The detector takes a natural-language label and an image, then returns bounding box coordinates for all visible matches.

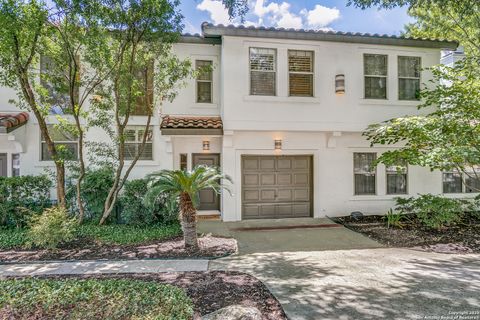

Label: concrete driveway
[202,219,480,320]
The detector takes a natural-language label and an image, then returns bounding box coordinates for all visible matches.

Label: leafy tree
[350,0,480,190]
[145,166,232,250]
[0,0,70,206]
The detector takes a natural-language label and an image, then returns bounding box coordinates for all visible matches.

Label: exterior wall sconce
[335,74,345,94]
[202,140,210,151]
[274,139,282,150]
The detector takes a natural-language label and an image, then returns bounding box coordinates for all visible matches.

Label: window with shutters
[40,54,79,114]
[364,54,387,99]
[132,62,154,116]
[354,153,377,195]
[124,126,153,160]
[386,162,408,194]
[196,60,213,103]
[41,125,79,161]
[249,47,276,96]
[288,50,314,97]
[398,56,421,100]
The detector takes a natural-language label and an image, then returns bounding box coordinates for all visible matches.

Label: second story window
[249,47,276,96]
[124,126,153,160]
[364,54,387,99]
[196,60,213,103]
[132,62,154,116]
[398,56,421,100]
[288,50,314,97]
[41,125,78,161]
[354,153,377,195]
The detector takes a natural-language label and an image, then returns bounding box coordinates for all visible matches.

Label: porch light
[335,74,345,94]
[202,140,210,151]
[274,139,282,150]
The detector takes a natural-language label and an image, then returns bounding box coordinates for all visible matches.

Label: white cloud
[305,4,340,29]
[254,0,303,29]
[197,0,231,25]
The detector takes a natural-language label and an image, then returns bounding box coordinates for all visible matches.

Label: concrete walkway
[210,248,480,320]
[0,259,208,276]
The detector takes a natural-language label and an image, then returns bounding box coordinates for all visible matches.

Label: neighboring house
[0,23,462,221]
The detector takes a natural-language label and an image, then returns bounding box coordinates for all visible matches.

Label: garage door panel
[242,155,312,219]
[260,173,275,185]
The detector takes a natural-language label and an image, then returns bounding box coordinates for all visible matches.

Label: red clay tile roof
[0,112,29,133]
[161,115,223,130]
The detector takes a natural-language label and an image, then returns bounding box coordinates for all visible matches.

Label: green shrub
[67,167,114,222]
[120,178,178,225]
[383,209,405,229]
[0,278,193,319]
[0,175,52,228]
[395,194,467,230]
[27,207,78,249]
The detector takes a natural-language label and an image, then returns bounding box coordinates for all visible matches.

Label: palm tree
[145,166,232,251]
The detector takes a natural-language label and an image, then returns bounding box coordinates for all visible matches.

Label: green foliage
[384,209,405,229]
[27,207,78,249]
[67,167,114,222]
[0,227,28,249]
[0,175,52,228]
[394,194,467,230]
[145,166,232,210]
[76,223,181,245]
[120,178,178,225]
[0,278,193,319]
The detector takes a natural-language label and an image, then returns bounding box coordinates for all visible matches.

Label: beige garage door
[242,155,312,219]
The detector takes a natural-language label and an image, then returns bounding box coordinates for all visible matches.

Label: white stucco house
[0,23,462,221]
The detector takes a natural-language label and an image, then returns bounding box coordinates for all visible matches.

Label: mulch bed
[0,235,237,263]
[4,272,287,320]
[333,214,480,254]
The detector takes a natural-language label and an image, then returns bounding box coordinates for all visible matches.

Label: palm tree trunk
[179,192,198,250]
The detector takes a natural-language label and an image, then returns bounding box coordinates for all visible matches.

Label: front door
[192,153,220,210]
[0,154,7,177]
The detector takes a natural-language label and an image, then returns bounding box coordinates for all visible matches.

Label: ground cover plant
[0,278,193,320]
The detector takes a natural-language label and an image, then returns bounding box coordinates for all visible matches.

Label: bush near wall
[0,175,52,228]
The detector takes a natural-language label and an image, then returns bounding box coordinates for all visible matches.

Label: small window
[364,54,387,99]
[196,60,213,103]
[41,125,79,161]
[354,153,377,195]
[250,47,276,96]
[124,126,153,160]
[132,62,154,115]
[288,50,314,97]
[12,153,20,177]
[180,153,188,171]
[398,56,421,100]
[40,55,80,115]
[386,163,407,194]
[442,171,463,193]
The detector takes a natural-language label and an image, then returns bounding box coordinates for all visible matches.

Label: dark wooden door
[0,154,7,177]
[192,153,220,210]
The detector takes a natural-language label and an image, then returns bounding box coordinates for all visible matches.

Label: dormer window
[249,47,276,96]
[364,54,387,99]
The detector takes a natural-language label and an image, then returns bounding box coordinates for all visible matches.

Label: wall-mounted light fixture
[274,139,282,150]
[335,74,345,94]
[202,140,210,151]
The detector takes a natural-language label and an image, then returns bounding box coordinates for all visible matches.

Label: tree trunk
[179,192,198,251]
[55,161,66,208]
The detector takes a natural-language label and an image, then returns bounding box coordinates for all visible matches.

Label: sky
[179,0,413,36]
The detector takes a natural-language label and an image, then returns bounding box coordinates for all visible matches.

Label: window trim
[249,47,277,96]
[353,152,377,196]
[195,60,213,104]
[288,49,315,97]
[123,126,154,161]
[40,126,79,162]
[385,163,408,195]
[398,55,421,101]
[363,53,388,100]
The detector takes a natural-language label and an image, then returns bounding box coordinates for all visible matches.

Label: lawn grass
[0,278,193,319]
[0,223,182,250]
